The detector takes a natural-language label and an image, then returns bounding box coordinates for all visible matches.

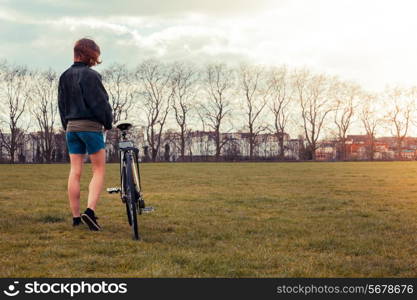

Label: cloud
[0,9,257,71]
[2,0,276,17]
[1,0,417,91]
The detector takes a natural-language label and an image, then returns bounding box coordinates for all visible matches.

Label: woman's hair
[73,38,101,67]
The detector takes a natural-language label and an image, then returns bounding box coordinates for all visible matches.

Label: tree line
[0,58,416,163]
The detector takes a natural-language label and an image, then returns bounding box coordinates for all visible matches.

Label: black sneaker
[73,217,82,227]
[81,208,101,231]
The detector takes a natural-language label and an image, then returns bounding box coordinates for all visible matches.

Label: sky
[1,0,417,92]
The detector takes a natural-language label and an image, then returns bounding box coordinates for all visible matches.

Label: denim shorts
[66,131,105,155]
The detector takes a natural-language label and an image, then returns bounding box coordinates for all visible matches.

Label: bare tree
[102,63,136,124]
[293,69,335,160]
[53,129,67,162]
[0,63,31,163]
[384,87,414,160]
[170,62,198,160]
[239,64,269,160]
[29,69,58,163]
[267,65,292,160]
[101,63,137,161]
[200,63,234,161]
[194,111,214,160]
[135,59,173,162]
[361,93,381,161]
[333,81,360,160]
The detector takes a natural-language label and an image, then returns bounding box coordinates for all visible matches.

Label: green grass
[1,161,417,277]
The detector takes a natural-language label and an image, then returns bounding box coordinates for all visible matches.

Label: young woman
[58,38,113,231]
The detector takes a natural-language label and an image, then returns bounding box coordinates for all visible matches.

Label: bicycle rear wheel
[125,154,140,240]
[132,150,144,213]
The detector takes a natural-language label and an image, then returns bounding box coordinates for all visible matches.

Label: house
[401,149,416,160]
[315,141,337,161]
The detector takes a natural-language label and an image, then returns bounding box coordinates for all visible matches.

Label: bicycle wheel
[122,165,132,226]
[125,154,140,240]
[131,150,144,213]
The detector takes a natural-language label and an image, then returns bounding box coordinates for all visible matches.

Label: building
[315,141,337,161]
[161,131,297,161]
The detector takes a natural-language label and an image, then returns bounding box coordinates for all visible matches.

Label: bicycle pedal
[142,207,155,213]
[107,187,121,194]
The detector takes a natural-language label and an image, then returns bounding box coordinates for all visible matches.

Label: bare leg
[68,154,85,217]
[87,149,106,211]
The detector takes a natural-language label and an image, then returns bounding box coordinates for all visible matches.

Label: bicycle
[107,121,153,240]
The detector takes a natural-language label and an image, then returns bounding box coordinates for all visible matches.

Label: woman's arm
[57,77,68,131]
[80,71,113,130]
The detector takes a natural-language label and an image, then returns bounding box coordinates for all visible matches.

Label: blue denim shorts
[66,131,105,155]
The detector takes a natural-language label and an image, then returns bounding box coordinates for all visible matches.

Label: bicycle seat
[116,120,133,131]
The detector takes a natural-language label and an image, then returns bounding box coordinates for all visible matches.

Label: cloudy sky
[1,0,417,91]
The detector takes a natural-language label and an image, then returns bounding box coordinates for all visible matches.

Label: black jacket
[58,62,113,130]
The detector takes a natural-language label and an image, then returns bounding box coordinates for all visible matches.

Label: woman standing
[58,38,113,231]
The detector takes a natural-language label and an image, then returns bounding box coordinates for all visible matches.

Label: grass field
[1,161,417,277]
